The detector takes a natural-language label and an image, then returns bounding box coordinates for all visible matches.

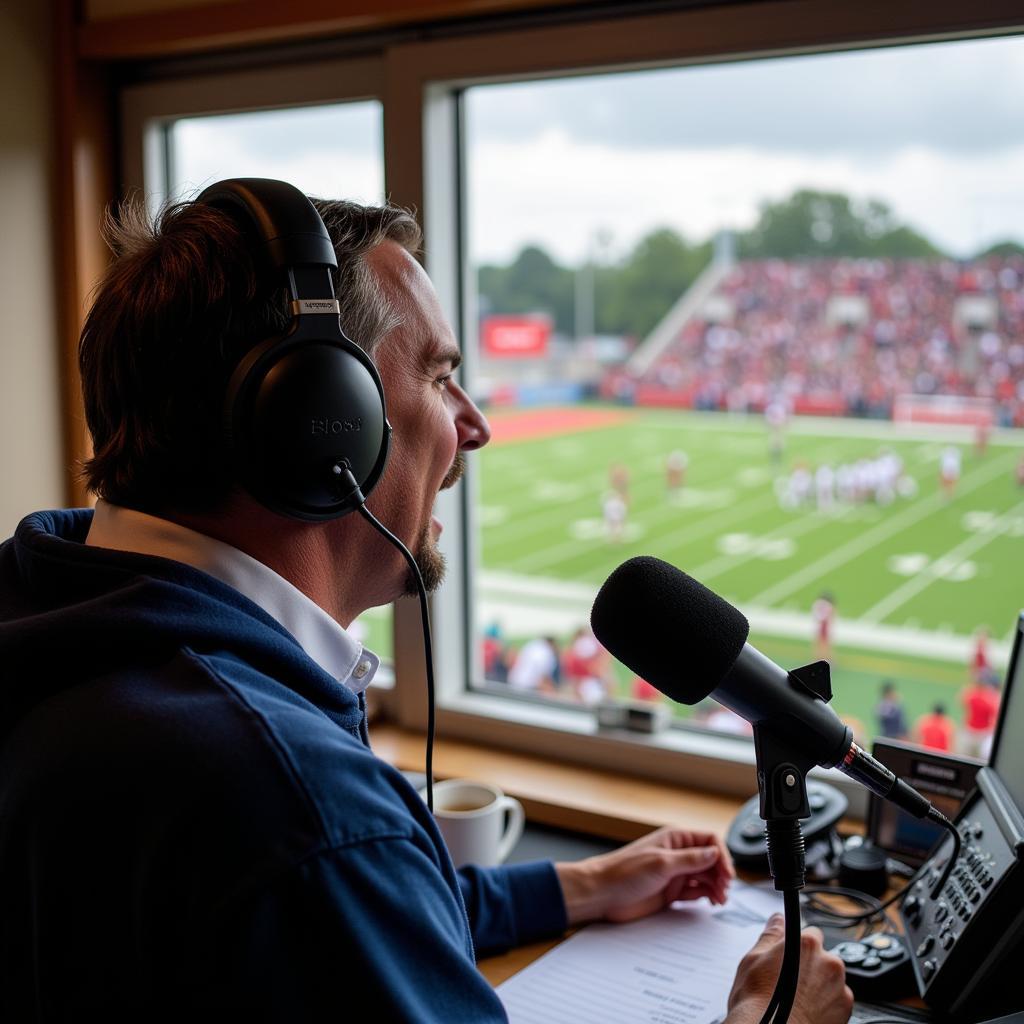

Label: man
[875,680,909,741]
[0,191,851,1021]
[507,635,560,694]
[915,703,956,752]
[812,591,836,664]
[962,671,1001,759]
[940,445,961,499]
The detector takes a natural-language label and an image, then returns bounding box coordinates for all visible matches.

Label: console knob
[916,935,935,957]
[834,942,868,964]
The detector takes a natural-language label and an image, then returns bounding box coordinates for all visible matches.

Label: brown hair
[79,193,421,514]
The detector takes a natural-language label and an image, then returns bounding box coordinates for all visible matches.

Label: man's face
[363,241,490,596]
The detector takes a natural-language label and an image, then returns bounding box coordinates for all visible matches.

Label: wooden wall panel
[76,0,594,59]
[54,0,117,506]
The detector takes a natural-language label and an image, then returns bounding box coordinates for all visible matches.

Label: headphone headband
[195,177,391,522]
[196,177,338,274]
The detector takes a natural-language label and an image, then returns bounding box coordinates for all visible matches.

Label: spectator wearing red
[811,591,836,664]
[971,627,991,684]
[562,626,611,705]
[915,703,956,752]
[962,675,1001,759]
[632,676,661,702]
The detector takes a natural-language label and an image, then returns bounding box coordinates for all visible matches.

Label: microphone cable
[356,502,437,813]
[801,810,961,929]
[760,887,801,1024]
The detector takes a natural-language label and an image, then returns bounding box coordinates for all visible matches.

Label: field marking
[509,485,782,575]
[477,570,1015,666]
[638,409,1024,447]
[487,449,771,555]
[688,510,842,581]
[485,439,746,544]
[749,449,1019,608]
[861,499,1024,624]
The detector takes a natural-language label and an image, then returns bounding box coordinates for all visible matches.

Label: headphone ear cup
[229,337,390,521]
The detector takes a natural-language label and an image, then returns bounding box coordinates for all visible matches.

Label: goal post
[892,393,996,429]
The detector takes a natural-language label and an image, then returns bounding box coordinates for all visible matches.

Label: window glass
[464,36,1024,755]
[167,101,393,669]
[169,101,383,204]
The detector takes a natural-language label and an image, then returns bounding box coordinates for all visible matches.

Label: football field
[477,406,1024,738]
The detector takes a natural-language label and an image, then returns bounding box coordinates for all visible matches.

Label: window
[456,34,1024,761]
[168,102,383,206]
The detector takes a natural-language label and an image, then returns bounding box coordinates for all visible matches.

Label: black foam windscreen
[590,555,750,705]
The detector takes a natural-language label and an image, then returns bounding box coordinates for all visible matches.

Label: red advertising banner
[482,315,551,358]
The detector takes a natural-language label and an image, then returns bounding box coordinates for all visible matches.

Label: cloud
[467,132,1024,264]
[172,101,384,203]
[465,35,1024,158]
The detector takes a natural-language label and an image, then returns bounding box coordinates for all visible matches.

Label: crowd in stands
[619,255,1024,427]
[482,624,615,706]
[483,618,1004,759]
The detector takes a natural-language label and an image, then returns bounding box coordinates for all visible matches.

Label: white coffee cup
[422,779,525,868]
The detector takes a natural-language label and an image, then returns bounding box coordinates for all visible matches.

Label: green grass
[477,407,1024,744]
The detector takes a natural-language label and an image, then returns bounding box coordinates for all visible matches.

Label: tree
[976,240,1024,259]
[477,245,574,334]
[597,229,710,341]
[739,189,943,260]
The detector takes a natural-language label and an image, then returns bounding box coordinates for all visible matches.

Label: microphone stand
[751,725,816,1024]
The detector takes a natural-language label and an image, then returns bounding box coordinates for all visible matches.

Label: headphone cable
[356,503,437,813]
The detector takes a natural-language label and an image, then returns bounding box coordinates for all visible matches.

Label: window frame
[119,0,1024,811]
[120,55,385,212]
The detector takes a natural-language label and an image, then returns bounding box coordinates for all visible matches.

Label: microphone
[591,556,932,821]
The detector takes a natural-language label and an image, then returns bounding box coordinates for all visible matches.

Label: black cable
[802,811,962,929]
[926,808,960,901]
[759,888,802,1024]
[357,503,436,813]
[802,883,893,929]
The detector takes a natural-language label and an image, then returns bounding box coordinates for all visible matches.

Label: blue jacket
[0,510,567,1021]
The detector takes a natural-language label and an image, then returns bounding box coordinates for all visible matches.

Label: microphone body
[591,556,934,822]
[714,644,851,769]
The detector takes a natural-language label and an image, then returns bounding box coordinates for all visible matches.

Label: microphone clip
[754,725,818,891]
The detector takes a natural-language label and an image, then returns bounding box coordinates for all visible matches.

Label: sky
[173,32,1024,267]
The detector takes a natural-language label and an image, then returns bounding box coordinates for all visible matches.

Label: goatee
[403,452,465,596]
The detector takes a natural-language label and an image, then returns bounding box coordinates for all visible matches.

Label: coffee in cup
[422,779,525,868]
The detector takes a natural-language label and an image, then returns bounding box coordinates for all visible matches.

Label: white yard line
[748,450,1018,608]
[687,507,854,582]
[477,570,1014,664]
[639,410,1024,447]
[508,486,781,575]
[861,500,1024,624]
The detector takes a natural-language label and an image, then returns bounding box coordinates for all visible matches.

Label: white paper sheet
[497,882,784,1024]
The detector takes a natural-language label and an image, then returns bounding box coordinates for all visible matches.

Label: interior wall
[0,2,64,536]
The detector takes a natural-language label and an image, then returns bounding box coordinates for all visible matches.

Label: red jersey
[918,713,954,752]
[964,685,1000,732]
[632,677,661,702]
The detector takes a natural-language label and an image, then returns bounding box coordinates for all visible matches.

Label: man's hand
[726,914,853,1024]
[554,826,734,926]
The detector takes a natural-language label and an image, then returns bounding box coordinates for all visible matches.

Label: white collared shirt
[85,500,379,694]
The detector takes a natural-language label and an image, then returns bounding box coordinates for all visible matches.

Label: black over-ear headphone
[195,177,391,521]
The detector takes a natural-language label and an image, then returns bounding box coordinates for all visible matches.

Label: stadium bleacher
[606,256,1024,427]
